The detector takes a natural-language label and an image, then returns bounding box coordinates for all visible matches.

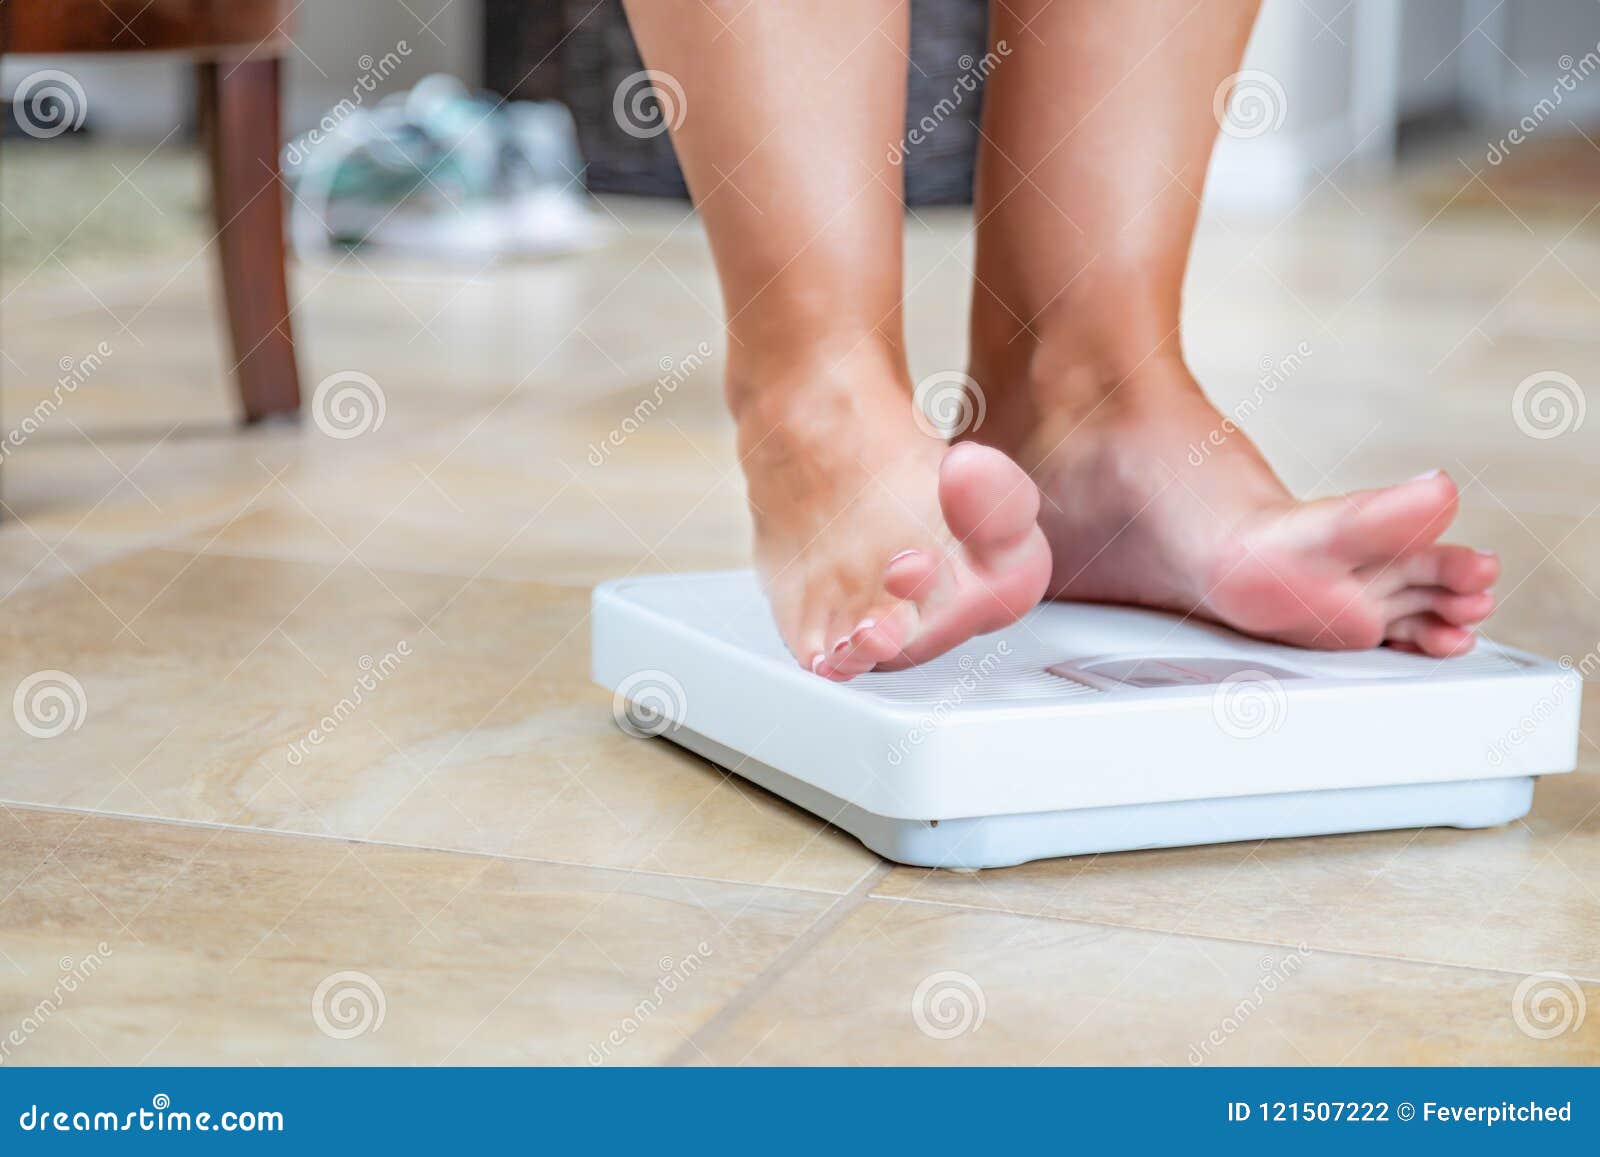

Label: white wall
[0,0,483,140]
[1206,0,1366,212]
[1206,0,1600,212]
[1488,0,1600,124]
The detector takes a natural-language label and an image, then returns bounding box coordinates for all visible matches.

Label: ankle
[723,297,907,415]
[725,333,909,434]
[971,280,1188,423]
[968,333,1193,456]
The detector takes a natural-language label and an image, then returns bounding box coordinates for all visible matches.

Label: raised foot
[739,356,1050,681]
[825,441,1053,677]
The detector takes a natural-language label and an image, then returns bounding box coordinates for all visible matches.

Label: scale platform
[591,571,1582,869]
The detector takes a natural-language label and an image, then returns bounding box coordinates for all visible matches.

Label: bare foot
[733,343,1051,680]
[972,359,1499,658]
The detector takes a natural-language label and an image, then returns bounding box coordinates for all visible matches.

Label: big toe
[870,445,1050,671]
[939,441,1042,561]
[1327,470,1459,562]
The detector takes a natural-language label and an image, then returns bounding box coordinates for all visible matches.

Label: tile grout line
[0,798,867,902]
[667,862,893,1066]
[869,889,1600,986]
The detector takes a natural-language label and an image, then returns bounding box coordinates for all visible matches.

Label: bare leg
[624,0,1050,678]
[965,0,1497,657]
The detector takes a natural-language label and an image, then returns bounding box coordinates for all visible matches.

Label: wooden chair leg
[198,56,300,423]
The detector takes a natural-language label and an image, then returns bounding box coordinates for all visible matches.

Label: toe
[855,603,918,663]
[1387,612,1476,657]
[883,548,940,601]
[935,442,1053,624]
[815,629,873,682]
[1386,586,1495,627]
[1432,589,1495,626]
[820,603,919,676]
[812,636,875,681]
[938,441,1042,562]
[1399,543,1499,593]
[813,443,1053,678]
[1326,470,1459,562]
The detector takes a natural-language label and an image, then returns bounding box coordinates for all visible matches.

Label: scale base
[674,727,1534,869]
[594,572,1576,870]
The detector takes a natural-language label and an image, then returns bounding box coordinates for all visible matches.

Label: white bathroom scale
[591,571,1582,869]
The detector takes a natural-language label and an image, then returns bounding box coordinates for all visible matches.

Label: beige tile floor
[1,144,1599,1065]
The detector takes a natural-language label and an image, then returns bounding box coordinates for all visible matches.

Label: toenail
[887,549,919,566]
[853,618,877,638]
[1407,469,1442,482]
[809,654,826,674]
[1477,549,1498,561]
[831,636,851,654]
